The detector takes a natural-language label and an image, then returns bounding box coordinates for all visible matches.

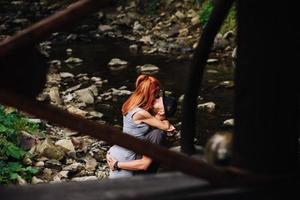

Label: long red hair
[122,75,160,115]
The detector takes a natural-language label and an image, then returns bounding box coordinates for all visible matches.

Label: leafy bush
[0,161,38,185]
[0,105,40,184]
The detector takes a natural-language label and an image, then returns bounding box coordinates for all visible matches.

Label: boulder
[55,139,75,153]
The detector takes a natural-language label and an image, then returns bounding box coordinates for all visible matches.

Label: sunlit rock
[31,176,44,184]
[49,87,62,105]
[66,105,88,116]
[55,139,75,153]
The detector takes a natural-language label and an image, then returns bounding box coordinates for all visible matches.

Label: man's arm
[107,154,152,171]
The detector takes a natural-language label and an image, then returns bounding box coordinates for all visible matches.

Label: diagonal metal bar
[0,0,115,57]
[0,89,228,184]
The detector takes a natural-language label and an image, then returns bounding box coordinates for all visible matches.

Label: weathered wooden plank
[1,172,299,200]
[0,172,209,200]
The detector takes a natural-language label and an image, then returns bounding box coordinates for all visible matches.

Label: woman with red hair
[107,75,175,178]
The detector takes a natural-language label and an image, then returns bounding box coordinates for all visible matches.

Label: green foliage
[220,8,236,34]
[0,105,40,185]
[199,0,213,27]
[198,0,237,33]
[0,161,38,184]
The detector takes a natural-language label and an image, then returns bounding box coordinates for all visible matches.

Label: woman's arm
[133,110,173,131]
[107,154,152,171]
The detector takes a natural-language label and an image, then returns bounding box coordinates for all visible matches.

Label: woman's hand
[106,153,117,171]
[166,124,176,132]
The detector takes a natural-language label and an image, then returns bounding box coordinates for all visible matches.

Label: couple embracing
[106,75,176,178]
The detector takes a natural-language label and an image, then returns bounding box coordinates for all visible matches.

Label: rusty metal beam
[0,0,115,57]
[0,90,231,184]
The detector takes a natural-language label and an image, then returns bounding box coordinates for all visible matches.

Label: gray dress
[108,107,150,178]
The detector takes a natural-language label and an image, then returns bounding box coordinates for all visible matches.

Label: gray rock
[66,34,77,41]
[12,18,29,25]
[49,60,61,67]
[213,34,230,50]
[66,48,72,55]
[49,87,62,105]
[64,57,83,64]
[55,139,75,153]
[63,163,84,172]
[64,84,81,94]
[31,176,44,184]
[136,64,159,75]
[139,35,153,45]
[206,69,219,74]
[98,24,113,32]
[75,86,98,105]
[91,77,101,82]
[71,176,98,182]
[88,111,104,119]
[108,58,128,71]
[191,16,200,25]
[47,73,61,85]
[35,161,45,167]
[16,175,27,185]
[108,58,128,66]
[223,119,234,126]
[43,147,65,161]
[45,159,62,170]
[175,11,185,19]
[111,88,132,96]
[84,157,98,172]
[19,131,38,150]
[36,138,65,161]
[60,72,74,79]
[232,46,237,59]
[66,105,88,117]
[218,81,234,88]
[59,171,69,178]
[197,102,216,113]
[207,58,219,64]
[133,21,144,32]
[129,44,138,54]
